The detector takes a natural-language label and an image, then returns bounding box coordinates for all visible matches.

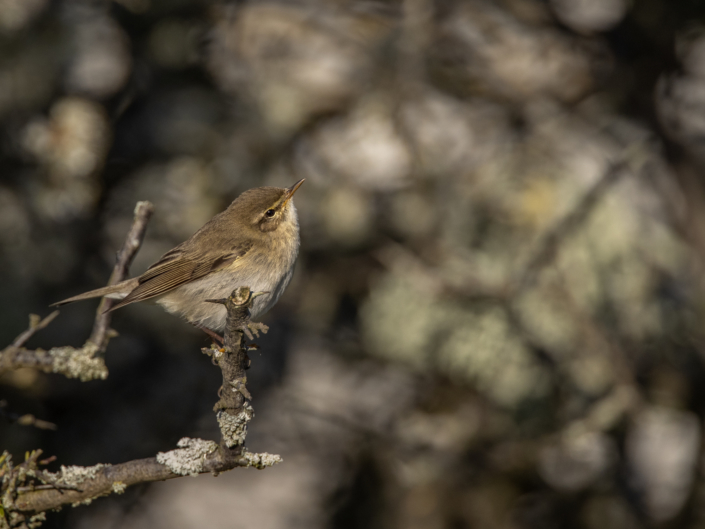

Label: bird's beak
[282,178,305,207]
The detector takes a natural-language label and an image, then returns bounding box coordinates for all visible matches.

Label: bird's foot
[240,322,269,341]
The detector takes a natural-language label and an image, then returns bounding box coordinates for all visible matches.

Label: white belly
[155,263,295,332]
[154,202,300,332]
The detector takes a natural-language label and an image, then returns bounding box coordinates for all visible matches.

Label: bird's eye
[265,209,276,218]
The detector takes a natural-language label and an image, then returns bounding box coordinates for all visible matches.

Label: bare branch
[89,200,154,351]
[0,401,56,431]
[0,201,154,380]
[0,313,60,378]
[11,313,59,350]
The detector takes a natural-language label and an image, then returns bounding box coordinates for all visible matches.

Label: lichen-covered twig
[9,446,277,515]
[0,201,154,381]
[203,288,270,449]
[2,286,281,526]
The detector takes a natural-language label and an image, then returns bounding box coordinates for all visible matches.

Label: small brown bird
[53,180,304,339]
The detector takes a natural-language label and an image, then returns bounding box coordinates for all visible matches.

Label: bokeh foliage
[3,0,705,528]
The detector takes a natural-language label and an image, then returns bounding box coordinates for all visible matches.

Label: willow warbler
[53,179,304,338]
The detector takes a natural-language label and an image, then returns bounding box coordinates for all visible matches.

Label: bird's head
[229,179,305,235]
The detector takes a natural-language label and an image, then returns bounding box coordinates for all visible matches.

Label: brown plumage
[53,180,304,332]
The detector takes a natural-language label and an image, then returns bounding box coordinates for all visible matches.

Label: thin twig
[11,312,60,350]
[0,401,57,431]
[0,312,60,376]
[89,200,154,350]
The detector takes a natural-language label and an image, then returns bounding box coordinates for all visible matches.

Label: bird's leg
[192,323,224,345]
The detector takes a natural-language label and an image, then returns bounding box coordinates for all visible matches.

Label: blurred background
[2,0,705,527]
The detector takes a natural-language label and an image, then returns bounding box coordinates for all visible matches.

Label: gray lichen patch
[27,512,46,529]
[217,404,254,448]
[49,345,108,381]
[202,343,224,361]
[56,463,109,487]
[156,437,218,477]
[71,497,95,508]
[111,481,126,494]
[241,450,282,469]
[362,276,552,407]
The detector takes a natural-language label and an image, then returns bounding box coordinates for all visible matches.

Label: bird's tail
[51,278,139,307]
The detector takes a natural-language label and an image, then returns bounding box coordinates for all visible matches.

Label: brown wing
[107,242,252,312]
